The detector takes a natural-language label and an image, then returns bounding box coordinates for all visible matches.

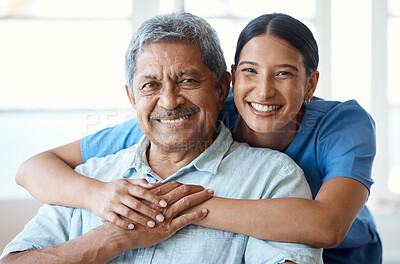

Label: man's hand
[0,182,213,264]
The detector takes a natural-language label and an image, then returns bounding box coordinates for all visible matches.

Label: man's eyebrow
[179,70,202,78]
[137,75,158,82]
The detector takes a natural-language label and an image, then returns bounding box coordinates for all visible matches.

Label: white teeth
[250,102,281,112]
[159,116,188,124]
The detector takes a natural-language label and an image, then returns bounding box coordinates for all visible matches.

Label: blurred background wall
[0,0,399,262]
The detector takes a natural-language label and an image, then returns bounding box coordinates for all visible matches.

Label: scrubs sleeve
[81,117,144,162]
[317,100,376,191]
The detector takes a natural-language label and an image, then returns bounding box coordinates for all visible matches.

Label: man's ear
[230,64,236,93]
[216,71,231,110]
[125,85,137,110]
[305,70,319,100]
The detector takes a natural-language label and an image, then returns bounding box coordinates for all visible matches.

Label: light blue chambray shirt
[2,123,322,263]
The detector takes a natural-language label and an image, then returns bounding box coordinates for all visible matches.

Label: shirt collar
[121,121,233,178]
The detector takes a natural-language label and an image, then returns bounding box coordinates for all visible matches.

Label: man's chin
[150,137,214,153]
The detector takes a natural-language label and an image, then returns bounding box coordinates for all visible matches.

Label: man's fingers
[127,185,168,208]
[161,184,206,204]
[167,188,214,218]
[113,204,159,228]
[170,208,209,232]
[105,212,135,230]
[150,181,183,196]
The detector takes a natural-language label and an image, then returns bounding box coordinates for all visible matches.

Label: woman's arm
[0,196,211,264]
[194,177,369,248]
[16,140,90,206]
[16,142,367,248]
[15,140,176,228]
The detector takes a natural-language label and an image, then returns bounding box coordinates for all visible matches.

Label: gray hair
[125,12,227,92]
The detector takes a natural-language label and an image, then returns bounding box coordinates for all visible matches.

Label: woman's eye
[276,71,293,76]
[242,68,257,73]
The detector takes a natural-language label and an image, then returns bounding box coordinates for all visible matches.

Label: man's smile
[159,115,189,124]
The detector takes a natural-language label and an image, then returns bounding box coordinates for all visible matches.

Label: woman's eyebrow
[237,61,258,67]
[276,64,299,71]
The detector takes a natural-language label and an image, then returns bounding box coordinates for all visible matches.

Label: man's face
[127,41,228,152]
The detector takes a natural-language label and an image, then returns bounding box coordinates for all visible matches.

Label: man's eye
[143,83,156,88]
[178,78,200,89]
[140,82,160,95]
[181,78,196,83]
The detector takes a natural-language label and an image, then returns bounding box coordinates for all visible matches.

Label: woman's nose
[258,77,276,99]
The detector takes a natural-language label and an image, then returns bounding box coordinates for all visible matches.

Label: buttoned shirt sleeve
[1,204,74,258]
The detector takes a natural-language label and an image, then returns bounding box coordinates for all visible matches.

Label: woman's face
[232,34,318,133]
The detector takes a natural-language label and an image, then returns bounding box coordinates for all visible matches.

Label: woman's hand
[88,179,212,230]
[99,185,213,251]
[88,178,170,229]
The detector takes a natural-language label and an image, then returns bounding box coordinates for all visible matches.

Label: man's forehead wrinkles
[136,66,203,81]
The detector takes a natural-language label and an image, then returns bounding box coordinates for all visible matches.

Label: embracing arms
[195,177,368,248]
[1,182,212,264]
[15,140,368,248]
[16,140,170,228]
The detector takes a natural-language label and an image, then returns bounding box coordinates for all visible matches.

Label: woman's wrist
[82,177,104,211]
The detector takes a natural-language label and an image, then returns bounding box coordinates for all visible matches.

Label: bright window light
[0,0,132,18]
[388,18,400,105]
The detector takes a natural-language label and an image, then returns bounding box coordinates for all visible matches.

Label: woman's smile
[249,102,283,116]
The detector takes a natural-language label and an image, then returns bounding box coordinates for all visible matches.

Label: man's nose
[158,84,185,109]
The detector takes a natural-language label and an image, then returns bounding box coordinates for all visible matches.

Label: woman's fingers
[121,195,165,222]
[111,203,160,228]
[127,184,168,208]
[127,178,162,190]
[96,179,211,230]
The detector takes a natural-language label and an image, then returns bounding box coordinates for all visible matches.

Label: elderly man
[1,13,322,263]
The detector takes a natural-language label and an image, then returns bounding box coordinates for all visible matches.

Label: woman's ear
[305,70,319,100]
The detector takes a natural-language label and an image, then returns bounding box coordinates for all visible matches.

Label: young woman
[16,13,381,263]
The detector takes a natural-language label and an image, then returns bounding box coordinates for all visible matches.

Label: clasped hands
[89,179,213,250]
